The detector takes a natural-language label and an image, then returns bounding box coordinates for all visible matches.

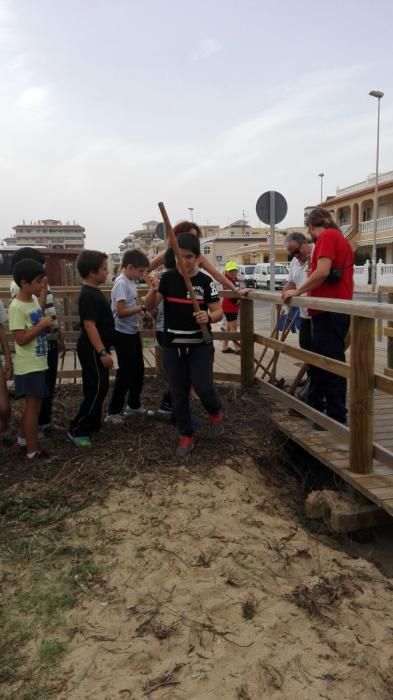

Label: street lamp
[318,172,324,203]
[188,207,194,222]
[369,89,384,291]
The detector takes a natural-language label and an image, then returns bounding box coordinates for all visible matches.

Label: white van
[237,264,256,288]
[253,263,289,290]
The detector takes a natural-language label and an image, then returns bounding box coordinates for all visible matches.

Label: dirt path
[56,456,393,699]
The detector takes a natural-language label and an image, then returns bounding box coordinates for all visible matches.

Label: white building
[119,220,164,257]
[5,219,86,249]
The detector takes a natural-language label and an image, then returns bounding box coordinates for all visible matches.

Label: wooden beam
[240,298,254,389]
[349,317,375,474]
[254,333,349,378]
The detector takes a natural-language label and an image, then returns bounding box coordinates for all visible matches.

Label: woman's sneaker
[158,400,172,415]
[176,436,194,456]
[209,411,224,437]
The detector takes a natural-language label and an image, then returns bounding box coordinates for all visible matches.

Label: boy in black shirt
[145,233,224,455]
[68,250,114,447]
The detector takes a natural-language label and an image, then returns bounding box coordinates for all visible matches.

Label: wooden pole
[349,316,375,474]
[387,292,393,369]
[240,297,254,389]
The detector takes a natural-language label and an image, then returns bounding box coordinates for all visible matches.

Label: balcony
[336,170,393,196]
[360,216,393,235]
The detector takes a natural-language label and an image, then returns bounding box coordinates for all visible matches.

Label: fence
[2,285,393,481]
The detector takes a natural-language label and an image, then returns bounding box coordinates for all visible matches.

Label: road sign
[155,222,166,240]
[256,191,287,225]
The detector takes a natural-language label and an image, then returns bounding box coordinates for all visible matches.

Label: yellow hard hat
[225,260,238,272]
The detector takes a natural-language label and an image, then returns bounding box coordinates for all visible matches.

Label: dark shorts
[14,371,50,399]
[224,311,238,322]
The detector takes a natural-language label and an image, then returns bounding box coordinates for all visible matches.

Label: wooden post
[240,297,254,389]
[387,292,393,369]
[349,315,375,474]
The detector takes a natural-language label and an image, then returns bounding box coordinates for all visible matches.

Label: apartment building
[317,170,393,263]
[4,219,86,249]
[119,220,164,258]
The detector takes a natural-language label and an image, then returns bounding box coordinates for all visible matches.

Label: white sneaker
[124,406,154,417]
[104,413,125,425]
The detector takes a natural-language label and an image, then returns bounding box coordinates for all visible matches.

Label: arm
[116,299,144,318]
[194,301,223,326]
[13,316,53,346]
[144,279,162,311]
[282,258,331,301]
[199,255,237,291]
[38,285,48,311]
[148,251,165,272]
[0,325,12,378]
[83,320,113,368]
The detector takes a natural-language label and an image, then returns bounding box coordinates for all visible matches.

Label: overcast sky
[1,0,393,250]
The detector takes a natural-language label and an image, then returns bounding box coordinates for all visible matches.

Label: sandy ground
[55,455,393,700]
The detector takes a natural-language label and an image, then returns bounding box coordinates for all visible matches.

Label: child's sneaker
[67,433,92,448]
[104,413,125,425]
[176,436,194,456]
[158,400,172,415]
[124,406,154,417]
[25,449,50,464]
[10,440,26,455]
[209,411,224,437]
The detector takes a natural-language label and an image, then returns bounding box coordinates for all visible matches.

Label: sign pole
[269,190,276,331]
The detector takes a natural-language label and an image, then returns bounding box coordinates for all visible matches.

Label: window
[203,245,211,255]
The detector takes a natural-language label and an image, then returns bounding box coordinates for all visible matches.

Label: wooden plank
[254,334,350,379]
[349,317,374,474]
[240,298,254,389]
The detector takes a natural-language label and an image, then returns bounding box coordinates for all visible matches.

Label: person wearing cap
[221,261,241,354]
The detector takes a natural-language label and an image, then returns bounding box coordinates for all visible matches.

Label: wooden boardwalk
[208,332,393,518]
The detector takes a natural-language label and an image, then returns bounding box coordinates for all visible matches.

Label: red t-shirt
[222,275,240,314]
[308,228,354,314]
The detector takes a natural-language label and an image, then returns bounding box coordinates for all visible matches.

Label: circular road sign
[256,191,287,225]
[155,222,166,240]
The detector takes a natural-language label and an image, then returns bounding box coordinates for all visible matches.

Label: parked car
[253,263,289,290]
[237,264,256,288]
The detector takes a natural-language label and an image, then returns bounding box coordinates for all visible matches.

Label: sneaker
[10,441,26,455]
[104,414,125,425]
[209,411,224,437]
[158,402,172,415]
[176,436,195,456]
[222,348,237,354]
[124,406,154,417]
[67,432,92,447]
[25,449,50,463]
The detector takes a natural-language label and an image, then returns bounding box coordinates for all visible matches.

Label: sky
[1,0,393,250]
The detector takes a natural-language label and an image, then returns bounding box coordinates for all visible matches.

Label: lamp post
[188,207,194,222]
[369,89,384,291]
[318,172,324,203]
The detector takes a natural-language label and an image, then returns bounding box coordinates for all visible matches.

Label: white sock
[17,436,27,447]
[27,451,37,459]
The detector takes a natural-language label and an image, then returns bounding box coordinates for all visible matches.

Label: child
[149,220,248,296]
[0,299,12,434]
[68,250,114,447]
[106,249,150,423]
[145,232,224,455]
[221,261,241,354]
[11,247,66,437]
[8,259,54,461]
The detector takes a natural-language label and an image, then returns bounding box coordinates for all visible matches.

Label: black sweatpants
[108,331,144,415]
[308,312,350,424]
[164,343,221,437]
[69,342,109,437]
[38,339,59,427]
[299,318,312,352]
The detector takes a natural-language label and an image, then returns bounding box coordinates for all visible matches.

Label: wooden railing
[2,285,393,477]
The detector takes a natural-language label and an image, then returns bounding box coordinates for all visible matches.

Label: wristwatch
[99,349,107,357]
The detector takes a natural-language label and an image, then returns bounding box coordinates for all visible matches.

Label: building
[4,219,86,249]
[200,221,306,269]
[119,220,164,258]
[313,170,393,263]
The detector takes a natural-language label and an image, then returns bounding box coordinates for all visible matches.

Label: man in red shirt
[283,208,354,425]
